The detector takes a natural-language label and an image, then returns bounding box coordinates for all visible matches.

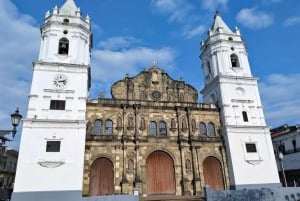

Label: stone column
[192,146,201,195]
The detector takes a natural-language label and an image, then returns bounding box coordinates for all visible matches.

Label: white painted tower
[12,0,92,200]
[200,12,281,189]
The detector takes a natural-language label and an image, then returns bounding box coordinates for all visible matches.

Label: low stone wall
[205,186,300,201]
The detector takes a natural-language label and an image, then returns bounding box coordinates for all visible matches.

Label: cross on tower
[152,60,157,66]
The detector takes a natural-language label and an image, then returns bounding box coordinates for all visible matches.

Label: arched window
[58,38,69,55]
[207,122,216,137]
[94,120,102,135]
[230,54,239,67]
[242,111,248,122]
[105,120,113,134]
[199,122,206,136]
[159,121,167,136]
[150,121,157,136]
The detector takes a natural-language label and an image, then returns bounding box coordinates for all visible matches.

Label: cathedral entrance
[89,157,114,196]
[203,156,224,190]
[146,151,176,195]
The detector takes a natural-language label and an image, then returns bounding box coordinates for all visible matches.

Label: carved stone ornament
[37,161,65,168]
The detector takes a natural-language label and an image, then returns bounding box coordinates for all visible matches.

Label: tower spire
[59,0,79,16]
[210,11,232,34]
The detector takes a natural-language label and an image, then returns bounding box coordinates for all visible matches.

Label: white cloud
[259,74,300,127]
[151,0,192,23]
[202,0,228,11]
[236,8,273,29]
[183,24,207,39]
[90,46,176,98]
[0,0,40,149]
[283,17,300,27]
[98,36,141,50]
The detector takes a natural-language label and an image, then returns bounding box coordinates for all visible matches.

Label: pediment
[111,66,198,103]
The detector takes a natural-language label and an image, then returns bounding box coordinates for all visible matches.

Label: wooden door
[146,151,175,195]
[203,156,224,190]
[89,157,114,196]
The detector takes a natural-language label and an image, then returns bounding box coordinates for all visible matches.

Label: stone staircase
[140,195,205,201]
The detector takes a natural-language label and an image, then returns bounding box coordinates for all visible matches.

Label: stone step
[140,195,204,201]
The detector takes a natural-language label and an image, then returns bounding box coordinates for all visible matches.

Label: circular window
[63,30,68,34]
[151,91,162,100]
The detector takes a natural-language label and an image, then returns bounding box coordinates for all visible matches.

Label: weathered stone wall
[83,99,230,197]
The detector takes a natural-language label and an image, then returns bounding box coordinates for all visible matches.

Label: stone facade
[83,66,230,197]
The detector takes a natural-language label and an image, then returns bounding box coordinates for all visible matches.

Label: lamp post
[278,151,288,187]
[0,108,22,142]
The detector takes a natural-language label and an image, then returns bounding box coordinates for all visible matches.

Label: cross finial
[152,60,157,66]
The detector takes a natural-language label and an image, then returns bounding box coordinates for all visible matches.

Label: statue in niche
[191,119,197,132]
[128,159,134,171]
[140,117,146,130]
[170,118,177,131]
[181,117,187,132]
[127,116,134,130]
[116,117,122,130]
[152,71,159,84]
[128,82,134,99]
[168,93,173,101]
[179,93,184,102]
[185,159,191,170]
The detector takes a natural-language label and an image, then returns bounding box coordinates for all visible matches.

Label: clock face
[53,74,67,89]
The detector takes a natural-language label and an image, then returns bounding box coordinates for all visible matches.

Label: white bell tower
[200,12,280,189]
[12,0,92,200]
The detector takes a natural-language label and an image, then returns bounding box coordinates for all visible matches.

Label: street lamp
[278,150,287,187]
[0,108,22,141]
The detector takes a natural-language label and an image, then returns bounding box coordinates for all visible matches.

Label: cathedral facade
[83,66,230,196]
[12,1,281,201]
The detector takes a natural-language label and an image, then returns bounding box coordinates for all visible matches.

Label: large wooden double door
[146,151,176,195]
[203,156,224,190]
[89,157,114,196]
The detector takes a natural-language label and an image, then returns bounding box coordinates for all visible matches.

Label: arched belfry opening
[58,38,69,54]
[146,151,176,195]
[230,54,240,67]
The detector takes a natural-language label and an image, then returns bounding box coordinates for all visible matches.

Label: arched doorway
[89,157,114,196]
[203,156,224,190]
[146,151,176,195]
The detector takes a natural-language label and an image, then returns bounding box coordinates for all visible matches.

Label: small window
[199,122,206,136]
[228,37,233,41]
[159,121,167,136]
[246,143,257,153]
[58,38,69,55]
[230,54,240,67]
[150,121,157,136]
[46,141,61,152]
[63,18,69,24]
[207,122,216,137]
[50,100,65,110]
[242,111,248,122]
[105,120,113,135]
[94,120,102,135]
[207,62,212,74]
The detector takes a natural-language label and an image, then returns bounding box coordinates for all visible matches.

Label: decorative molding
[37,161,65,168]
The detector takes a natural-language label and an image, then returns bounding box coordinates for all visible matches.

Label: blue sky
[1,0,300,149]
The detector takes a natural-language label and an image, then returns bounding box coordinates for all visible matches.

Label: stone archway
[146,150,176,195]
[203,156,224,190]
[89,157,114,196]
